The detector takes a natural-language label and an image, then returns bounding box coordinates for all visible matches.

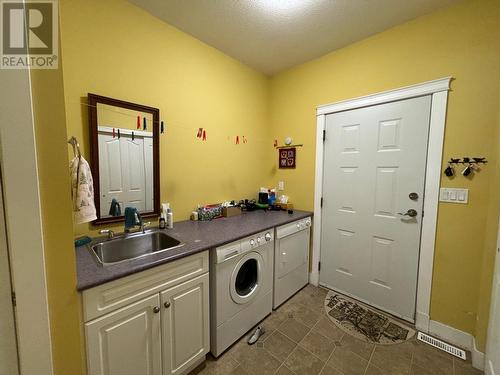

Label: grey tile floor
[197,285,483,375]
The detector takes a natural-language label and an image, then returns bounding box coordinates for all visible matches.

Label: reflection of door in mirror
[96,103,154,218]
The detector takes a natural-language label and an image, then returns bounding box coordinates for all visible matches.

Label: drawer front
[83,251,209,321]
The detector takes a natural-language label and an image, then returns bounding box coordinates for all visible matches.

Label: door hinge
[322,130,326,142]
[320,197,323,208]
[11,292,16,307]
[318,262,321,272]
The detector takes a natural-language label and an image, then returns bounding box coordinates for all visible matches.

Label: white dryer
[210,230,274,357]
[273,217,311,308]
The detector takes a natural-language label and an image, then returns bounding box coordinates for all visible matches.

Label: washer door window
[230,252,263,304]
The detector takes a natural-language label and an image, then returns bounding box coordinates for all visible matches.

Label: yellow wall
[30,51,85,375]
[59,0,272,237]
[268,0,500,350]
[97,103,153,132]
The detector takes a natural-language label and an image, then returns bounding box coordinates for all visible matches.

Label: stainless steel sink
[89,231,184,266]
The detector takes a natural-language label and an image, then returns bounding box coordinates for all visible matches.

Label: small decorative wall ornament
[284,136,293,146]
[279,147,296,169]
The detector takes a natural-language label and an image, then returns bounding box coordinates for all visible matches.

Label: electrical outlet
[278,181,285,191]
[439,188,469,204]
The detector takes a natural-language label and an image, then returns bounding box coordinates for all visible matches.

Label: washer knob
[265,233,272,241]
[257,237,261,243]
[250,239,255,246]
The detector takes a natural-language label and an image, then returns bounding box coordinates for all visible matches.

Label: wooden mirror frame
[88,93,160,225]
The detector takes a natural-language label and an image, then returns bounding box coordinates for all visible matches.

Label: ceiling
[129,0,457,75]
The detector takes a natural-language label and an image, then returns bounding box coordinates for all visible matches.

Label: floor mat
[324,291,416,344]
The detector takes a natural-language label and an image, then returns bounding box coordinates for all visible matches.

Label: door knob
[153,306,160,313]
[398,209,418,217]
[164,302,171,308]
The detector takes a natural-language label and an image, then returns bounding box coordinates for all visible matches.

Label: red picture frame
[279,147,296,169]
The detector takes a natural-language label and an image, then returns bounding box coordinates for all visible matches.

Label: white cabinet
[85,294,162,375]
[161,273,209,375]
[83,252,209,375]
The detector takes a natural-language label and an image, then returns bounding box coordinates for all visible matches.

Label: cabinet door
[161,273,209,375]
[85,294,162,375]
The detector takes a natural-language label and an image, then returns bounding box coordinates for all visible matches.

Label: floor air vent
[417,332,466,360]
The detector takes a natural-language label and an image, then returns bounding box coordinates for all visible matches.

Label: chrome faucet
[124,207,150,234]
[125,221,151,234]
[99,229,115,240]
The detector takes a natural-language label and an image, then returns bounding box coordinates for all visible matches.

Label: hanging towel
[70,155,97,224]
[109,198,121,217]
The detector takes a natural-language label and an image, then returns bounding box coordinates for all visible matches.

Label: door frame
[311,77,452,332]
[0,67,54,373]
[485,219,500,375]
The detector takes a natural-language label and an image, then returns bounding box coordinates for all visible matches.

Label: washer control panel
[216,230,274,264]
[243,230,274,252]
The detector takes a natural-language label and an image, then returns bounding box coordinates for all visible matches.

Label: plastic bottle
[167,208,173,229]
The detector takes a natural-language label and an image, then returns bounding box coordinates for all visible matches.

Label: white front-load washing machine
[210,230,274,357]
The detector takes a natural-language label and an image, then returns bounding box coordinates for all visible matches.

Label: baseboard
[415,311,430,332]
[428,320,472,350]
[309,271,319,286]
[426,320,485,371]
[472,337,485,372]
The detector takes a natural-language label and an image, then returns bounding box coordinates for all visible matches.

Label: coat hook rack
[448,157,488,165]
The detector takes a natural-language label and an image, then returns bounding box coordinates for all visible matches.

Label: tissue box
[223,206,241,217]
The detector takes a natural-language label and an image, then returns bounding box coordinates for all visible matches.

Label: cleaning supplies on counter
[166,208,173,229]
[159,214,166,229]
[160,203,173,229]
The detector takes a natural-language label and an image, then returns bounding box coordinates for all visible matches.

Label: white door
[320,96,431,321]
[85,294,162,375]
[0,175,19,375]
[161,273,209,375]
[486,220,500,375]
[98,132,147,216]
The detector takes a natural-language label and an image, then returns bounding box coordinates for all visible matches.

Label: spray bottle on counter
[162,203,173,229]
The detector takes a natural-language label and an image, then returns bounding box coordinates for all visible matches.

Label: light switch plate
[439,188,469,204]
[278,181,285,191]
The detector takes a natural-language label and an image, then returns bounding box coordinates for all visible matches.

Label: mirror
[88,93,160,224]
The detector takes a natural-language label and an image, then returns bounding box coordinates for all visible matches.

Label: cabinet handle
[164,302,171,308]
[153,306,160,314]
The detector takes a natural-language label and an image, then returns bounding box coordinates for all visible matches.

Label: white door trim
[485,219,500,375]
[312,77,452,332]
[0,69,54,373]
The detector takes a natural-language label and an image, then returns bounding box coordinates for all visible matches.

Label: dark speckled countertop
[76,209,312,291]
